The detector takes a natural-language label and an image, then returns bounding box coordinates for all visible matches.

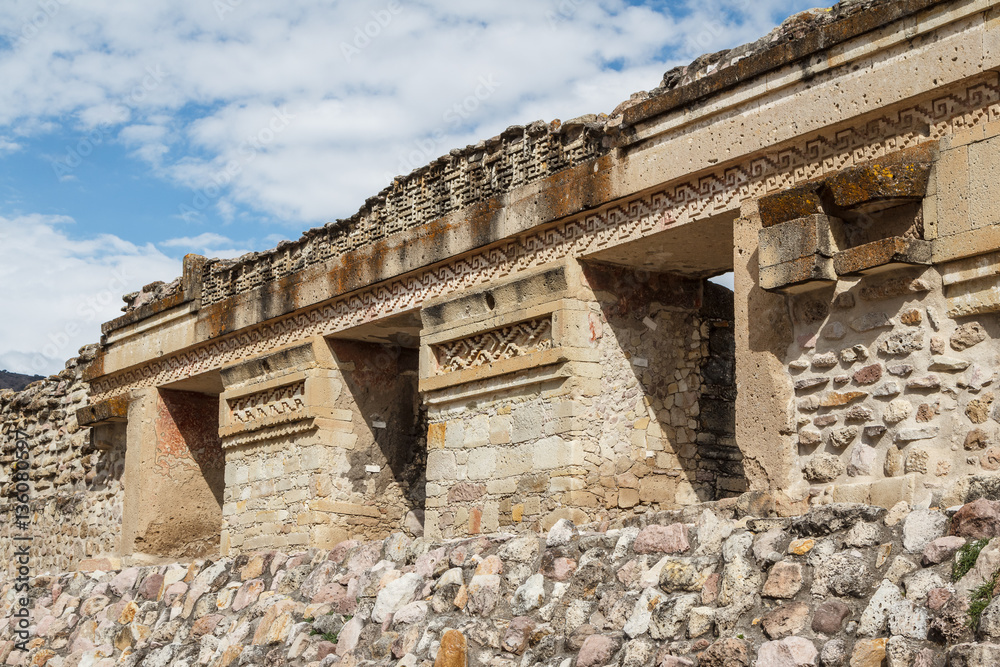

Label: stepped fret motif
[434,318,552,375]
[89,75,1000,402]
[228,381,306,425]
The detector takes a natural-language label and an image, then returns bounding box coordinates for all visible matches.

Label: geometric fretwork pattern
[228,381,306,425]
[433,318,552,375]
[89,74,1000,402]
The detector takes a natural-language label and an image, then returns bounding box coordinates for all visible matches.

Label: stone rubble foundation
[5,498,1000,666]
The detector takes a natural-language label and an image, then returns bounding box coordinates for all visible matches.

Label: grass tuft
[954,538,991,582]
[967,568,1000,630]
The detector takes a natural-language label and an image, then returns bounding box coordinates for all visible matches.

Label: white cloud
[0,214,181,375]
[0,1,815,372]
[160,232,232,249]
[0,0,814,226]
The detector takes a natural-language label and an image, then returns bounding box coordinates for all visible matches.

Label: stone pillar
[419,258,738,539]
[733,200,798,498]
[218,337,422,555]
[121,386,224,561]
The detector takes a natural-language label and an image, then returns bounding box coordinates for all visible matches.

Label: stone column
[420,258,738,539]
[733,199,798,500]
[121,386,225,562]
[218,336,422,555]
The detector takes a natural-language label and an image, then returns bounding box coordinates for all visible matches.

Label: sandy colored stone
[762,561,804,599]
[433,629,467,667]
[883,399,912,424]
[577,635,620,667]
[965,428,991,450]
[967,394,995,424]
[830,426,858,448]
[761,602,811,639]
[951,322,987,350]
[804,455,843,483]
[821,391,867,408]
[850,638,887,666]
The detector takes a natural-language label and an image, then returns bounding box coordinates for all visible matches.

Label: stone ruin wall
[0,348,124,575]
[220,339,426,556]
[7,0,1000,663]
[5,499,1000,667]
[420,263,738,542]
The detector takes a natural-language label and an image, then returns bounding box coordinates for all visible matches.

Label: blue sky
[0,0,820,375]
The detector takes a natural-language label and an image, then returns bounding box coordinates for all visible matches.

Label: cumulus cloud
[0,1,815,372]
[0,0,815,225]
[0,215,181,375]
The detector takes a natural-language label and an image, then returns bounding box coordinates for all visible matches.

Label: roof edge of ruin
[119,0,948,319]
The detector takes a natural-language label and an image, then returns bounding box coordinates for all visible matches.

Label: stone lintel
[759,255,837,293]
[825,144,935,211]
[419,347,585,395]
[758,214,840,267]
[758,185,824,229]
[220,341,319,390]
[833,237,932,276]
[76,395,130,427]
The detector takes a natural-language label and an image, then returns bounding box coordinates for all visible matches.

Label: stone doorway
[123,385,225,561]
[582,210,742,505]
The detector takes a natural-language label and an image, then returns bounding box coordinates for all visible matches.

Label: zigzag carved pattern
[90,75,1000,401]
[229,381,306,424]
[434,318,552,375]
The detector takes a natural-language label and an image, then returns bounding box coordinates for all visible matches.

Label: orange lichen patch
[468,507,483,535]
[758,184,824,228]
[825,144,935,210]
[789,538,815,555]
[427,423,447,449]
[434,629,467,667]
[118,601,139,625]
[30,650,56,666]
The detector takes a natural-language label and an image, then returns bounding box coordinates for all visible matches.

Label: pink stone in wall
[232,579,264,612]
[577,635,620,667]
[852,364,882,385]
[633,524,689,554]
[950,498,1000,539]
[797,332,818,349]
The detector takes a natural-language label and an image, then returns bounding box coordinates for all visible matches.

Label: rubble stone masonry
[9,0,1000,663]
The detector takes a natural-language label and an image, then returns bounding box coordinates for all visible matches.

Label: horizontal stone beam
[75,395,130,427]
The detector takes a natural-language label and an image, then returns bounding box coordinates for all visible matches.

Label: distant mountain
[0,370,44,392]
